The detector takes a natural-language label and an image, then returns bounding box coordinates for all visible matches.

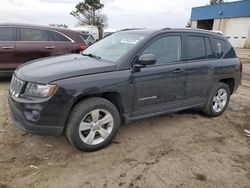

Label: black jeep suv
[8,28,242,151]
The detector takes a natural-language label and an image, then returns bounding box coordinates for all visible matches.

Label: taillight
[80,45,88,51]
[240,58,243,73]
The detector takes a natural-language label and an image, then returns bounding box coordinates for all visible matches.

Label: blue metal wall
[191,0,250,20]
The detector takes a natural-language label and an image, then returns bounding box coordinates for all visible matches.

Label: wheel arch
[71,91,124,117]
[219,78,235,95]
[62,92,124,134]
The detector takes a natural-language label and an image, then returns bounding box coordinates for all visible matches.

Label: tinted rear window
[186,36,206,60]
[0,27,15,41]
[214,38,237,59]
[48,31,71,42]
[214,38,227,55]
[20,28,49,41]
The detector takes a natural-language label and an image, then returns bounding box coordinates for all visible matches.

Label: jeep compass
[8,28,242,151]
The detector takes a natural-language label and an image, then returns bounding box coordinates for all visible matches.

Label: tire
[203,82,230,117]
[66,97,121,152]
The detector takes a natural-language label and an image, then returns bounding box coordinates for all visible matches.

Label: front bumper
[8,94,72,136]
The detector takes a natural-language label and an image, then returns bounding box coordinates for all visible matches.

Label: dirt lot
[0,49,250,188]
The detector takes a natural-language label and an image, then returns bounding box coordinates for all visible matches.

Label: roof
[191,0,250,21]
[0,23,76,33]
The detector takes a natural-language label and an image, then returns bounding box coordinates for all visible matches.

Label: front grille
[9,76,25,97]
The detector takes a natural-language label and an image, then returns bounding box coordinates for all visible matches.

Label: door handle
[1,46,14,49]
[172,69,184,74]
[45,46,55,49]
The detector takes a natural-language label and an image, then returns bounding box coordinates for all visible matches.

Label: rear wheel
[66,97,121,152]
[203,82,230,117]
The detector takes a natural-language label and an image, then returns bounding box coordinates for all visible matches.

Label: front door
[132,34,187,116]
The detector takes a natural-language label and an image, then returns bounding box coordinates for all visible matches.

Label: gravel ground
[0,49,249,188]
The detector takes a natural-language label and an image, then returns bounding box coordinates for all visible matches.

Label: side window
[0,27,15,41]
[205,37,214,58]
[142,36,181,64]
[214,38,227,55]
[49,31,71,42]
[20,28,49,41]
[186,36,206,60]
[214,38,237,59]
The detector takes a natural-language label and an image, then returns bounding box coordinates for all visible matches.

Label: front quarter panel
[52,70,133,115]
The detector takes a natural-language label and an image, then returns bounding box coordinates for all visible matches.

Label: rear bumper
[234,73,242,93]
[8,95,70,136]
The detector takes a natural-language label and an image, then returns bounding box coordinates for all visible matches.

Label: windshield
[82,32,148,63]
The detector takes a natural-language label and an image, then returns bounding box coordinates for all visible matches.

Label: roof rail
[161,27,171,30]
[178,28,224,35]
[119,28,145,31]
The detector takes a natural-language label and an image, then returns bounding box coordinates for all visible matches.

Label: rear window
[48,31,71,42]
[214,38,227,55]
[214,38,237,59]
[0,27,15,41]
[20,28,49,41]
[186,36,206,60]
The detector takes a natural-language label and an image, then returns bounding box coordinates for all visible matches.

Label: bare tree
[71,0,108,39]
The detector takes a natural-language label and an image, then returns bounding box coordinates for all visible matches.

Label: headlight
[24,83,57,98]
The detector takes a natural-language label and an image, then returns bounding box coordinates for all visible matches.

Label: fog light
[32,110,40,120]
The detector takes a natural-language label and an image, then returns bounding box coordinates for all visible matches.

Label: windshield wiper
[81,53,102,60]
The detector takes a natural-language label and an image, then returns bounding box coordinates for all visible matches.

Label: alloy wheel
[212,88,228,113]
[78,109,114,145]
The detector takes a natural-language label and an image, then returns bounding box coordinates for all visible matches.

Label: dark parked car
[8,28,242,151]
[0,23,88,74]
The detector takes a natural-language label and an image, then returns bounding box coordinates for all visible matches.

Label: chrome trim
[1,46,14,49]
[52,30,75,43]
[45,46,55,49]
[9,76,25,97]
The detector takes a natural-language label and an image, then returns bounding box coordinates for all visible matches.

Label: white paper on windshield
[120,39,139,44]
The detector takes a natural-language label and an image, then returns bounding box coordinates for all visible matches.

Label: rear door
[183,34,215,106]
[0,26,17,70]
[15,27,56,66]
[47,30,75,55]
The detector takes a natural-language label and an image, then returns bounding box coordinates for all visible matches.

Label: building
[190,0,250,48]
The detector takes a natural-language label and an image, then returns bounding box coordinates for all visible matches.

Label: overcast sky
[0,0,237,30]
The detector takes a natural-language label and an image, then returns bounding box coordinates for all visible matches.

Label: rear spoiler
[212,30,223,35]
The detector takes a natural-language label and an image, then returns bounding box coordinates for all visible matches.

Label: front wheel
[203,82,230,117]
[66,97,121,152]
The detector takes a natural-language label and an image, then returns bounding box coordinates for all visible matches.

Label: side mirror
[137,54,156,66]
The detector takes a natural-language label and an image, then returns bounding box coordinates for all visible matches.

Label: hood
[16,54,117,83]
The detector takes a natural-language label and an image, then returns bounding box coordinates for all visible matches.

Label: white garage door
[224,17,250,48]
